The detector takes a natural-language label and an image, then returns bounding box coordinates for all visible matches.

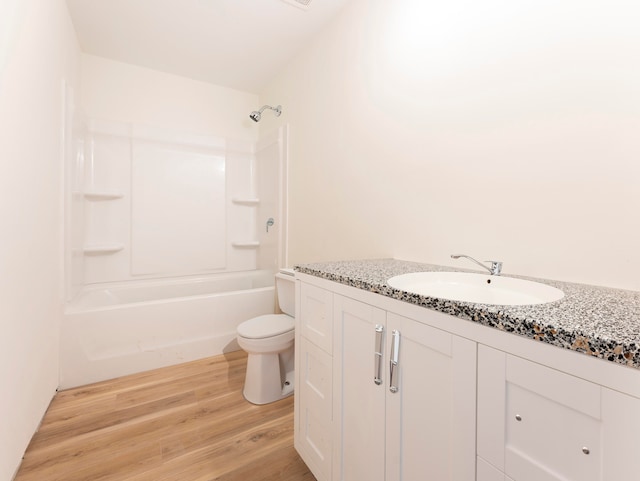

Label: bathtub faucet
[450,254,502,276]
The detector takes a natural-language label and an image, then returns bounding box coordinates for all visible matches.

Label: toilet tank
[275,268,295,316]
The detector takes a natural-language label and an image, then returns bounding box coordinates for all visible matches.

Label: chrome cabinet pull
[374,325,384,385]
[389,330,400,393]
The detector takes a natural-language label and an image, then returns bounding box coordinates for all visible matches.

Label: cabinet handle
[389,330,400,393]
[374,325,384,385]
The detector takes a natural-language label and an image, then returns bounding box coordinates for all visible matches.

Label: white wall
[259,0,640,291]
[81,54,259,141]
[0,0,79,479]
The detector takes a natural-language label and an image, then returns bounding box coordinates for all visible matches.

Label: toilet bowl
[236,269,295,405]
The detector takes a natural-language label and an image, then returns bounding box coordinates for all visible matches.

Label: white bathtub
[60,270,276,388]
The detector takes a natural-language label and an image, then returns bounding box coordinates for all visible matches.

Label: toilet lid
[237,314,294,339]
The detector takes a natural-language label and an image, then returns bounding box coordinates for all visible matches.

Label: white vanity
[293,259,640,481]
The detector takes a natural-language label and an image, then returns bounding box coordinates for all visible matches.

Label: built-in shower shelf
[231,241,260,248]
[83,190,124,201]
[231,197,260,206]
[83,244,124,255]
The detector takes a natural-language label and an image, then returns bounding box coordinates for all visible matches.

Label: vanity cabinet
[477,344,640,481]
[295,272,640,481]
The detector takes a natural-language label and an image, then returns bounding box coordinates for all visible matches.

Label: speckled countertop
[294,259,640,370]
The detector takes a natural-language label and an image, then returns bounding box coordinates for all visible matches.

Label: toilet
[236,268,295,405]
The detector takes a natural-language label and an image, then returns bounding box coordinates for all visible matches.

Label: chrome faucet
[451,254,502,276]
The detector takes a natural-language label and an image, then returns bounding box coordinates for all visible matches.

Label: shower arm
[258,105,282,116]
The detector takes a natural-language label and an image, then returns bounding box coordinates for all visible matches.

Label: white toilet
[236,268,295,405]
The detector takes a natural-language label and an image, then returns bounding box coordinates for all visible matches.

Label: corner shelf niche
[230,197,260,249]
[232,197,260,206]
[80,190,125,257]
[83,244,124,255]
[83,190,124,201]
[231,241,260,248]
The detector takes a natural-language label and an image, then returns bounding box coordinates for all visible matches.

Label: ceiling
[66,0,351,94]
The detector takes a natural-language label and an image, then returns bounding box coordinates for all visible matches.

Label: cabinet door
[334,295,387,481]
[385,313,477,481]
[478,345,603,481]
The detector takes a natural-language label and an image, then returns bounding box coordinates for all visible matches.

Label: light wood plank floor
[15,351,315,481]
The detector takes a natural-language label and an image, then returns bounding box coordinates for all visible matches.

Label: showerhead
[249,104,282,122]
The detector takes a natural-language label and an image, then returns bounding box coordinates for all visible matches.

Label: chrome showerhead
[249,104,282,122]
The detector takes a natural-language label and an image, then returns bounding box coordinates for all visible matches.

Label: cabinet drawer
[299,283,333,354]
[478,345,604,481]
[504,355,602,481]
[299,337,333,422]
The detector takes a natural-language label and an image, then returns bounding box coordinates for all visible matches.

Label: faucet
[451,254,502,276]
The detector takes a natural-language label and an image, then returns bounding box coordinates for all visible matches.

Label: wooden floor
[15,351,315,481]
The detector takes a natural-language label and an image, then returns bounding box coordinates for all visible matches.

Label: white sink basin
[387,271,564,306]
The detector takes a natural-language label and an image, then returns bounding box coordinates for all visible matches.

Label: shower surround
[62,117,288,388]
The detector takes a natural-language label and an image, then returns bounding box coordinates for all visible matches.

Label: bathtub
[60,270,276,389]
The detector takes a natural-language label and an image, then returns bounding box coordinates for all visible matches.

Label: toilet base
[242,348,295,405]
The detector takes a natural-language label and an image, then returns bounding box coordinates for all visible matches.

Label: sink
[387,271,564,306]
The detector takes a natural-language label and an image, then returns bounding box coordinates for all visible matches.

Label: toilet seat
[237,314,294,339]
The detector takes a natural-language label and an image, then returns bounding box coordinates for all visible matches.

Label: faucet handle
[487,261,502,276]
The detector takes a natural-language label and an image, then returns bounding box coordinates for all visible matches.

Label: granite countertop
[294,258,640,370]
